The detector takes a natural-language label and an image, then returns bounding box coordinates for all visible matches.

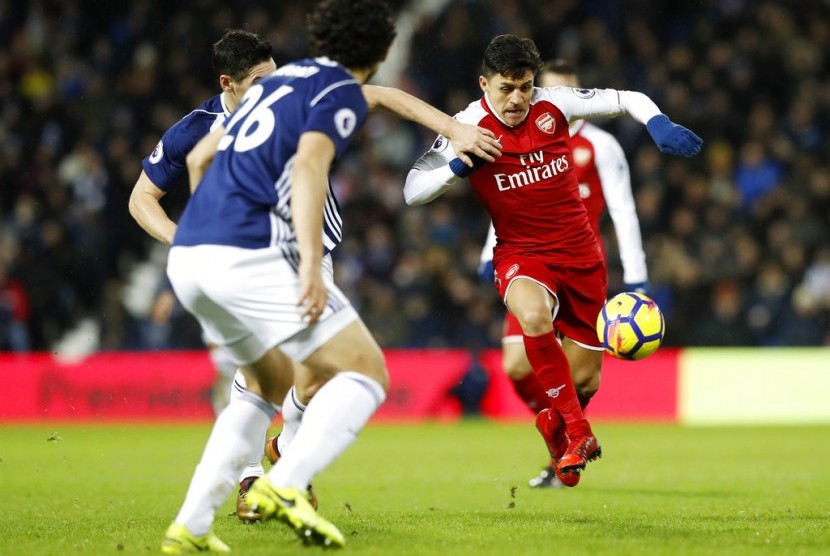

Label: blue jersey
[174,58,364,256]
[142,95,229,191]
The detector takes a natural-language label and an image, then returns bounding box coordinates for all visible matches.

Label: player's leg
[266,251,337,462]
[504,277,598,477]
[505,278,589,427]
[227,368,271,521]
[502,313,549,413]
[163,245,299,550]
[264,317,387,491]
[545,262,608,477]
[561,337,603,409]
[207,343,238,416]
[263,363,321,509]
[162,349,291,552]
[247,318,384,548]
[499,311,571,488]
[267,362,323,461]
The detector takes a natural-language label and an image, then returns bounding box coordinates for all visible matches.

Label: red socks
[523,331,592,437]
[509,372,550,414]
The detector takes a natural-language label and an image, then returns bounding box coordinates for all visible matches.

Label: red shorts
[494,255,607,349]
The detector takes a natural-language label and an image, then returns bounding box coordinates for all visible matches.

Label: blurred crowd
[1,0,828,354]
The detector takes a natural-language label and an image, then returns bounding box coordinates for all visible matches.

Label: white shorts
[168,246,356,365]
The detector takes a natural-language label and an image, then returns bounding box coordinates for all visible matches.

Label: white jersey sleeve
[404,141,459,205]
[480,222,497,265]
[582,123,648,284]
[404,103,490,206]
[537,87,662,125]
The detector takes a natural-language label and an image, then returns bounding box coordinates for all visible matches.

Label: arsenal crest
[535,112,556,134]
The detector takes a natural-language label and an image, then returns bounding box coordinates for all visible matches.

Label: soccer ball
[596,292,665,360]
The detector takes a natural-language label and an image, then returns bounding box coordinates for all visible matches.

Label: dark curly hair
[481,34,543,80]
[307,0,397,70]
[212,29,273,82]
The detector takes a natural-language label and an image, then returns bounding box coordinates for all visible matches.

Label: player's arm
[362,85,501,166]
[403,141,470,206]
[185,125,226,193]
[291,131,334,324]
[128,171,177,244]
[595,134,648,288]
[543,87,702,156]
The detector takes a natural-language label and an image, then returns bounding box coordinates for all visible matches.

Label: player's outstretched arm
[185,125,226,192]
[128,171,177,244]
[548,88,703,157]
[362,85,501,166]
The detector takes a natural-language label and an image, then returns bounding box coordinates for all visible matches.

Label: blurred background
[1,0,829,357]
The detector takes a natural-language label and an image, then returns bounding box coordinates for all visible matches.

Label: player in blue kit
[159,0,500,551]
[131,29,501,528]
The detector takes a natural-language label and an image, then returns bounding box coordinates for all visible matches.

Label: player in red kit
[479,59,651,488]
[404,35,701,484]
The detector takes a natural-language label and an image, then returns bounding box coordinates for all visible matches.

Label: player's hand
[446,120,502,166]
[478,260,495,283]
[646,115,702,157]
[297,260,327,324]
[624,281,651,296]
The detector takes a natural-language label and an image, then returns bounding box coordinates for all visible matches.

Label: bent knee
[502,349,532,380]
[348,351,389,392]
[512,310,553,335]
[573,370,600,398]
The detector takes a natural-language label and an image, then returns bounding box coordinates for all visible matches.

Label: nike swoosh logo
[276,492,296,508]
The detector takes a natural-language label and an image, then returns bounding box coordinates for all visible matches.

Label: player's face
[479,69,535,126]
[538,71,578,88]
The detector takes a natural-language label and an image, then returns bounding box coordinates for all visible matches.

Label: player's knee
[349,351,390,392]
[573,370,600,398]
[295,380,323,404]
[513,308,553,336]
[502,354,531,380]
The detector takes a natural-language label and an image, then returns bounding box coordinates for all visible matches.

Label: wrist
[449,157,471,177]
[646,114,671,134]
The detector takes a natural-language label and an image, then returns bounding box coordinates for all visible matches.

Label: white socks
[175,391,278,535]
[267,371,385,490]
[230,370,269,482]
[276,386,306,455]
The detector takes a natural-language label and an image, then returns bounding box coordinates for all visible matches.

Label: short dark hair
[212,29,273,82]
[307,0,397,70]
[481,35,543,80]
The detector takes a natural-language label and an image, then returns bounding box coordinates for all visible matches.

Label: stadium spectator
[0,0,827,354]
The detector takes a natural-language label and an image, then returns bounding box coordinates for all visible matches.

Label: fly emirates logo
[494,150,569,191]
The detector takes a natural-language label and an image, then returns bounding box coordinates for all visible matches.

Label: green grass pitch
[1,421,828,555]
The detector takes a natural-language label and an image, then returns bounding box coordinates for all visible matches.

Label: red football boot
[535,409,581,487]
[535,408,568,461]
[556,434,602,480]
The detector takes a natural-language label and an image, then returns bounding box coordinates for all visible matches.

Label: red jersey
[479,118,648,285]
[458,93,603,266]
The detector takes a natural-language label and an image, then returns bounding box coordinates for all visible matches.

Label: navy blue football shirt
[174,57,364,255]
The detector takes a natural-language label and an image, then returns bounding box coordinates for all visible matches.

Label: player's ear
[478,75,488,93]
[219,74,233,93]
